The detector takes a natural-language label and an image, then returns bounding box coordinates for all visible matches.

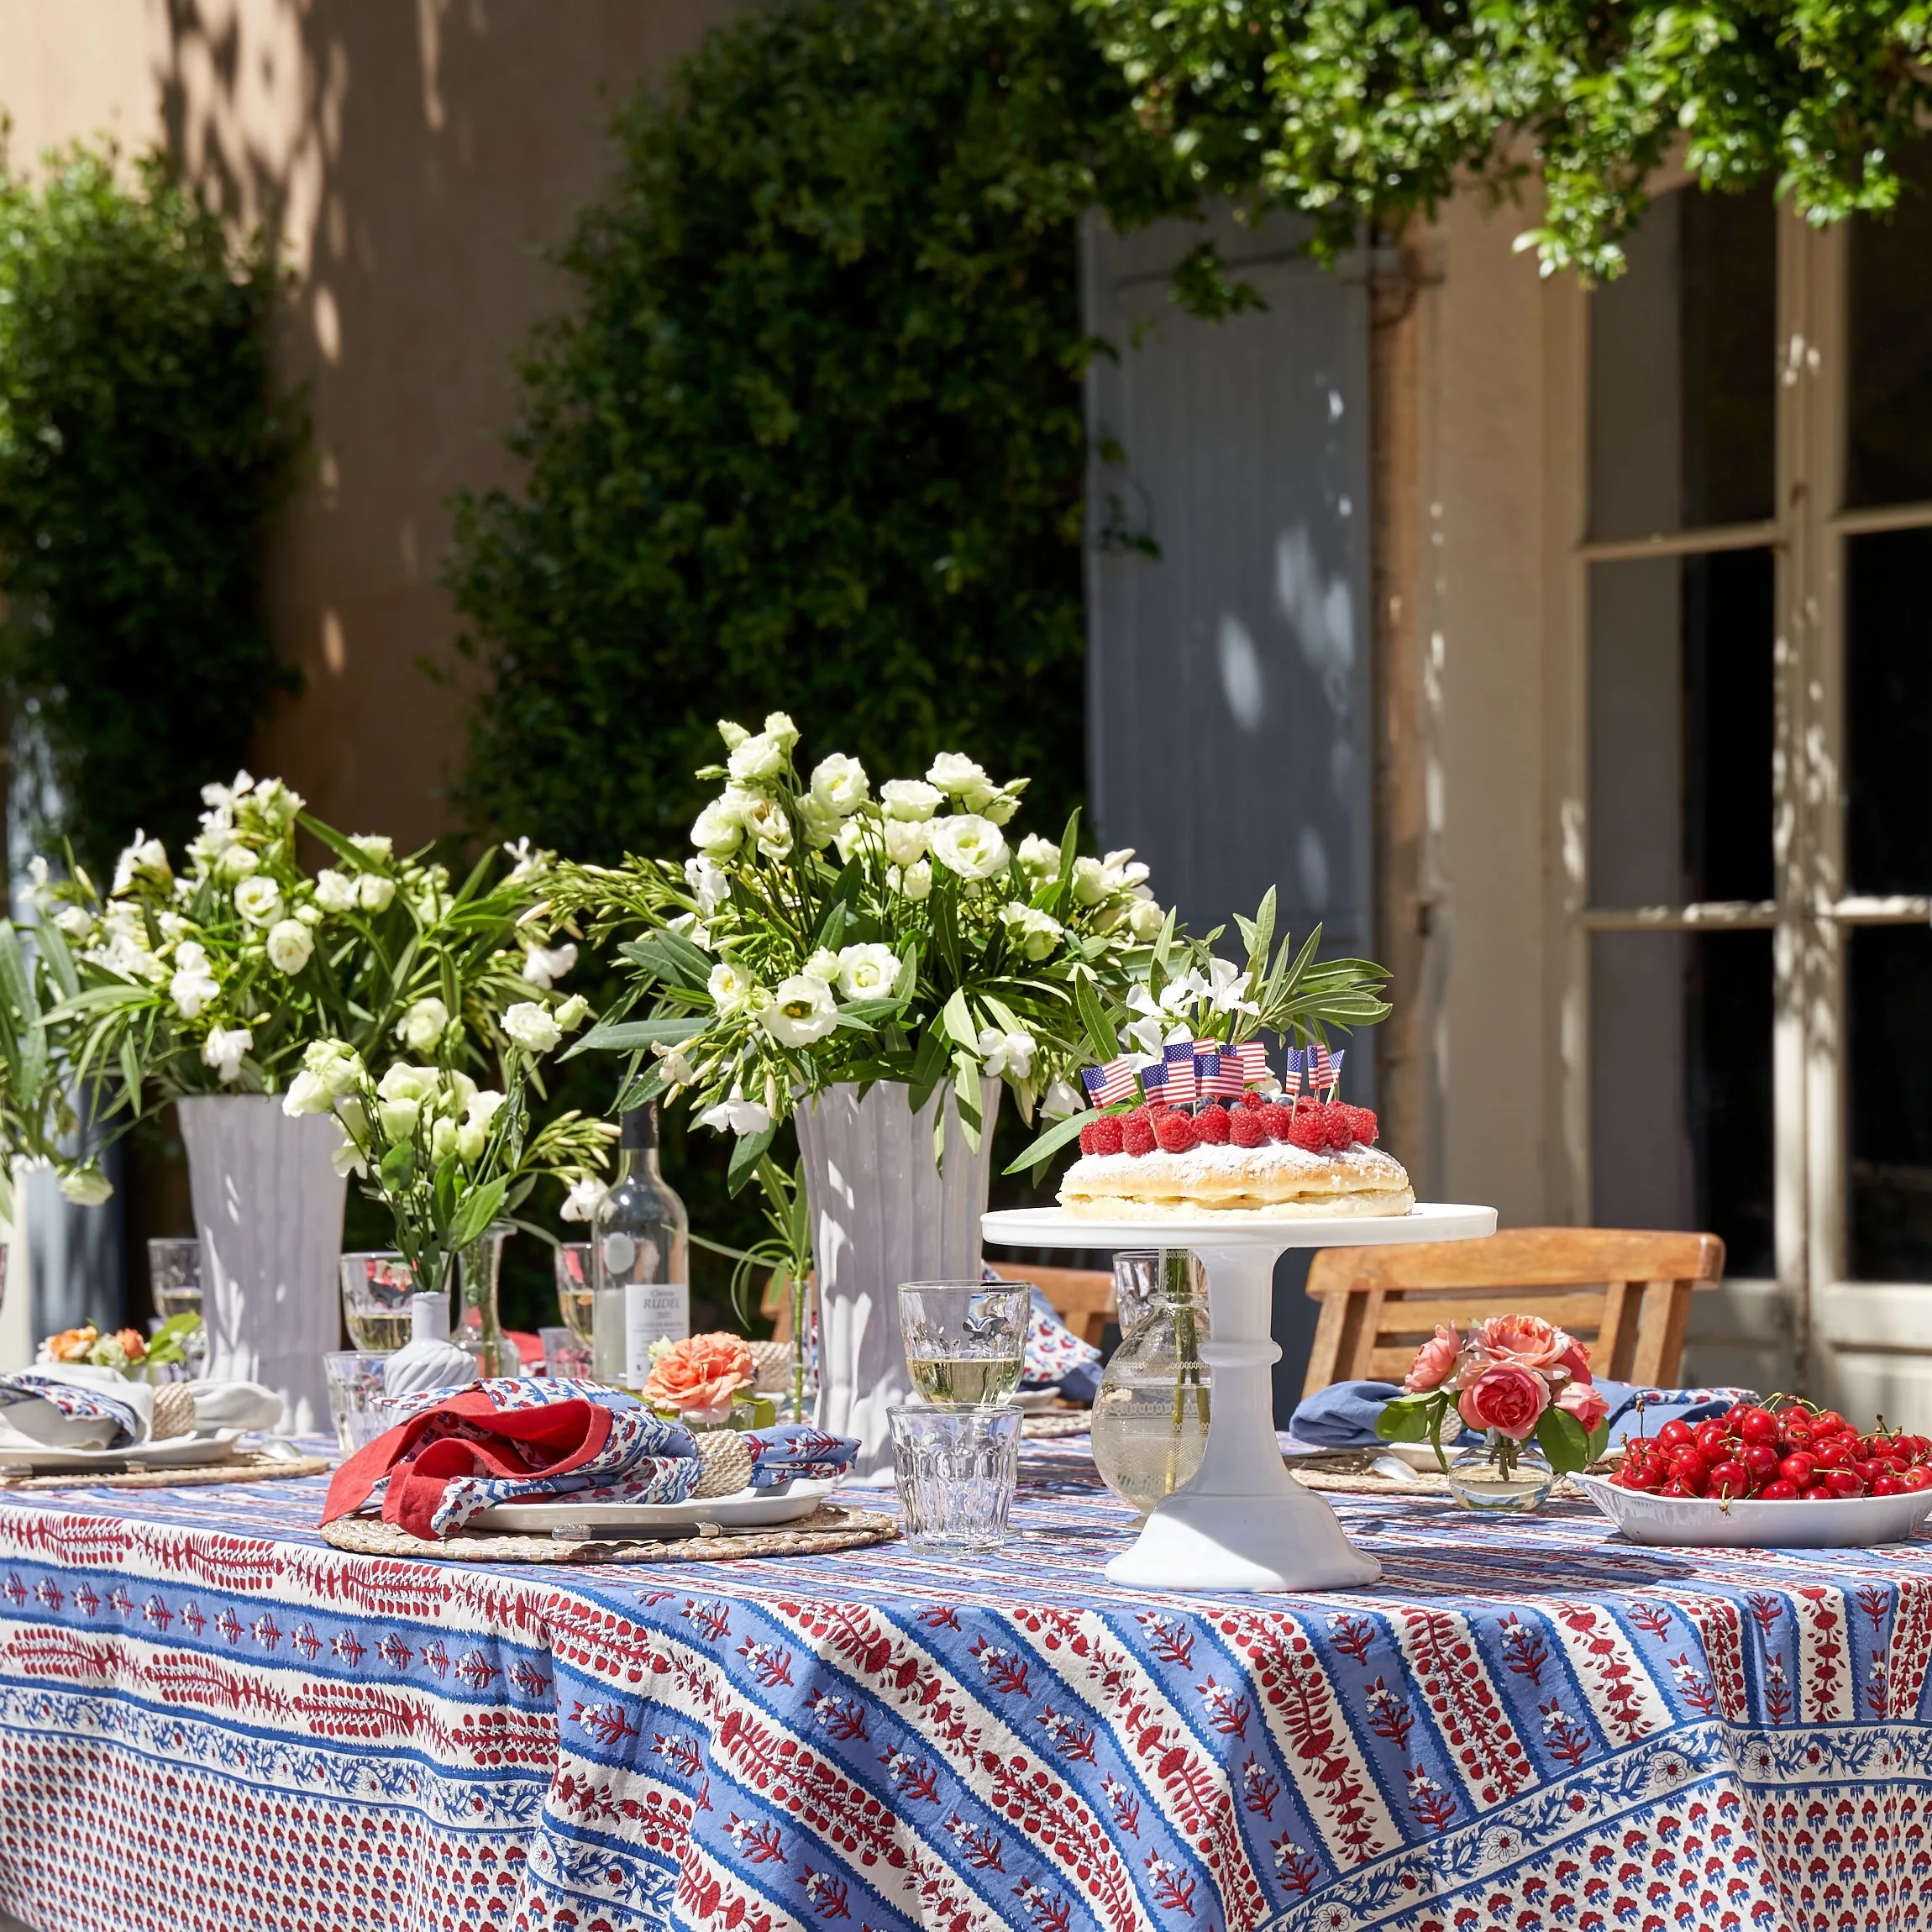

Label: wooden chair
[990,1264,1116,1346]
[763,1266,1118,1347]
[1301,1227,1725,1397]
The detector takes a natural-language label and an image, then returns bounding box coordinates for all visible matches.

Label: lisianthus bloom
[645,1331,753,1425]
[1402,1324,1462,1394]
[1457,1363,1550,1441]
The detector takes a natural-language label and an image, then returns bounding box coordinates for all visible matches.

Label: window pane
[1588,549,1774,906]
[1846,527,1932,895]
[1850,927,1932,1278]
[1847,140,1932,510]
[1589,186,1777,541]
[1591,929,1773,1277]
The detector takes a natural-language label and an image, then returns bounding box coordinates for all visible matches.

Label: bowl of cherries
[1576,1403,1932,1547]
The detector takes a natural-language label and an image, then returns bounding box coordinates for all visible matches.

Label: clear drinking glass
[554,1242,594,1347]
[323,1350,393,1456]
[147,1237,207,1376]
[339,1252,419,1353]
[890,1403,1022,1553]
[540,1325,592,1379]
[898,1281,1030,1406]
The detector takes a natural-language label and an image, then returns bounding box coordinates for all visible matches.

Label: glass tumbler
[897,1281,1030,1406]
[323,1350,393,1457]
[339,1252,420,1352]
[540,1324,592,1378]
[147,1237,207,1376]
[553,1242,594,1347]
[889,1403,1023,1553]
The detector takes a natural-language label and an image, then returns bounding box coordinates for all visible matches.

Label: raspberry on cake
[1059,1092,1412,1221]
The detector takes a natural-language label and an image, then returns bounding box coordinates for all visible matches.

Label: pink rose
[1553,1340,1593,1385]
[1402,1324,1462,1394]
[1457,1363,1550,1441]
[1471,1314,1571,1374]
[1556,1379,1609,1434]
[644,1331,753,1424]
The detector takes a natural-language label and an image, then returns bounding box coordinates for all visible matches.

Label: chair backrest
[1301,1226,1725,1398]
[990,1264,1116,1347]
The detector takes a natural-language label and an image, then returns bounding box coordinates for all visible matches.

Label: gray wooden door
[1083,206,1374,1045]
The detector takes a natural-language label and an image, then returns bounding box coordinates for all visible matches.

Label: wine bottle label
[624,1281,690,1383]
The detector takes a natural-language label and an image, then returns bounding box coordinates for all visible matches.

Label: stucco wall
[1410,193,1557,1226]
[0,0,743,847]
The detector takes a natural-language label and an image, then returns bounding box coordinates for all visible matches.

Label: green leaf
[1073,970,1118,1061]
[447,1179,509,1251]
[566,1014,706,1058]
[726,1121,776,1195]
[940,987,979,1053]
[1536,1405,1590,1475]
[1376,1399,1431,1443]
[1003,1105,1089,1173]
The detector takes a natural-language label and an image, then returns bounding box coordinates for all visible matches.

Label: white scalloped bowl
[1575,1473,1932,1548]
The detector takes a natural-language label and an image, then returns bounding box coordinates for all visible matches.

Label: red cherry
[1778,1452,1815,1488]
[1738,1407,1780,1446]
[1872,1474,1906,1497]
[1693,1420,1733,1458]
[1811,1437,1854,1471]
[1722,1402,1752,1427]
[1706,1460,1751,1499]
[1780,1422,1815,1455]
[1813,1410,1849,1439]
[1662,1478,1702,1499]
[1903,1467,1932,1494]
[1826,1468,1866,1498]
[1854,1459,1888,1488]
[1740,1443,1780,1483]
[1656,1420,1695,1452]
[1803,1483,1837,1500]
[1759,1480,1799,1501]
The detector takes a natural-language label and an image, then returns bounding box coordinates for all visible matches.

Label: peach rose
[1556,1378,1609,1434]
[115,1329,149,1362]
[1472,1314,1572,1376]
[1402,1324,1462,1394]
[1553,1338,1592,1385]
[45,1325,99,1363]
[644,1331,753,1423]
[1457,1363,1550,1441]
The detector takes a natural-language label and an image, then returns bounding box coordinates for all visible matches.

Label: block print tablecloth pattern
[3,1441,1931,1932]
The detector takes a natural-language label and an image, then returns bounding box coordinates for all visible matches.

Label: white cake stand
[982,1203,1497,1593]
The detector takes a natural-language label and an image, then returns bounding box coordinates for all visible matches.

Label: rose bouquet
[1377,1313,1611,1478]
[38,1315,202,1380]
[542,715,1179,1186]
[34,770,586,1121]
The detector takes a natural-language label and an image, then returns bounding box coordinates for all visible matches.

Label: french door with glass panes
[1560,147,1932,1416]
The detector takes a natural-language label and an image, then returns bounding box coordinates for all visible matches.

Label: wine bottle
[590,1103,690,1389]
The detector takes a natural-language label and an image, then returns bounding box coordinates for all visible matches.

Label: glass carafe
[1089,1251,1211,1515]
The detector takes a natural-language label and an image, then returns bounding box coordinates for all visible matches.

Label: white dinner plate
[467,1478,843,1535]
[0,1428,244,1473]
[1575,1472,1932,1547]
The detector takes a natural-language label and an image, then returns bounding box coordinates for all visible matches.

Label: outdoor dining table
[0,1436,1925,1932]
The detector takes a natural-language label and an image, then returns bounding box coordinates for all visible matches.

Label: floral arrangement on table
[38,1315,202,1380]
[283,1011,618,1375]
[543,713,1392,1188]
[0,920,113,1211]
[32,769,586,1119]
[1376,1313,1612,1480]
[643,1331,759,1427]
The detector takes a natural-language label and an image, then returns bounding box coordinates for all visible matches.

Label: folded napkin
[980,1273,1104,1403]
[1288,1378,1758,1452]
[184,1379,286,1435]
[0,1367,149,1450]
[323,1377,864,1541]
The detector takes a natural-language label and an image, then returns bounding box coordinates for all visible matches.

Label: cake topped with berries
[1058,1046,1413,1221]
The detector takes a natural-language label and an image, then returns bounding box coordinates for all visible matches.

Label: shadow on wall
[145,0,743,847]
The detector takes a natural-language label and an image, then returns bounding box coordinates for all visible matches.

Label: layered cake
[1059,1095,1414,1221]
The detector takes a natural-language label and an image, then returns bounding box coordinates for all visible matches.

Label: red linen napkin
[323,1387,615,1541]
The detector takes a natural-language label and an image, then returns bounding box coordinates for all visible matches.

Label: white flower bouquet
[543,714,1173,1184]
[32,771,587,1125]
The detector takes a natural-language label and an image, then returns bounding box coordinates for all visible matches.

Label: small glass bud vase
[1444,1431,1556,1513]
[1089,1251,1210,1516]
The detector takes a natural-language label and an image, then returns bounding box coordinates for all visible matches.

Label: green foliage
[0,143,301,876]
[1079,0,1932,279]
[449,0,1198,862]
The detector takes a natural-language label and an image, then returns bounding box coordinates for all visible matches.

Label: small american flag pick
[1281,1047,1305,1100]
[1326,1047,1346,1098]
[1162,1041,1199,1110]
[1200,1047,1245,1100]
[1235,1041,1271,1089]
[1310,1041,1335,1096]
[1083,1059,1140,1108]
[1138,1059,1169,1106]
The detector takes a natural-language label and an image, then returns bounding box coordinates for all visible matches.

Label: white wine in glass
[553,1242,595,1347]
[906,1353,1022,1406]
[342,1308,412,1353]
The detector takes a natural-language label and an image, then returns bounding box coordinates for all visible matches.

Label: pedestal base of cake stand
[980,1203,1497,1593]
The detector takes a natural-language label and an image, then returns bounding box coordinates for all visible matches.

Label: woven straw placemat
[320,1502,897,1564]
[1022,1410,1092,1440]
[1291,1465,1585,1502]
[0,1450,333,1492]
